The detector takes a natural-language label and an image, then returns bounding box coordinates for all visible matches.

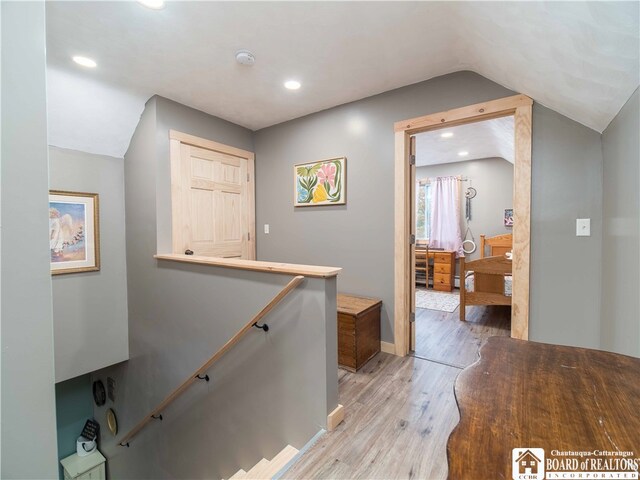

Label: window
[416,182,432,241]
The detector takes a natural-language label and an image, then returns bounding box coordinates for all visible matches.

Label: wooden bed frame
[460,233,513,321]
[479,233,512,258]
[459,255,512,321]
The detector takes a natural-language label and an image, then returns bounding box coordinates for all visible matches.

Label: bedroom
[412,116,515,367]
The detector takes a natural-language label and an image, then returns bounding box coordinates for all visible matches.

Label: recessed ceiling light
[138,0,165,10]
[72,56,97,68]
[284,80,301,90]
[458,151,469,157]
[441,132,454,138]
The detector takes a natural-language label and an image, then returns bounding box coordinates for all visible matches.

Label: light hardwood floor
[283,353,460,480]
[414,295,511,368]
[284,301,510,480]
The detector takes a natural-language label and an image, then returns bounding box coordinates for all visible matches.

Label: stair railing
[118,274,305,447]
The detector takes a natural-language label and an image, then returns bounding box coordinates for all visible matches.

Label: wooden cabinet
[61,451,106,480]
[415,248,456,292]
[337,294,382,372]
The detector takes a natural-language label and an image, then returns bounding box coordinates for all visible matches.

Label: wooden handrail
[118,275,305,447]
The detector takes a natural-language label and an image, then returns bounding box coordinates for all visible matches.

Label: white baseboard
[380,341,396,354]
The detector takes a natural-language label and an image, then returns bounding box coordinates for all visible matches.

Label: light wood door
[170,131,255,259]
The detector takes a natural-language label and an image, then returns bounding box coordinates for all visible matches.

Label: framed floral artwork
[49,190,100,275]
[294,157,346,207]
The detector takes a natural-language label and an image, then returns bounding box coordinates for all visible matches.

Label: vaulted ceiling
[46,1,639,158]
[415,117,515,167]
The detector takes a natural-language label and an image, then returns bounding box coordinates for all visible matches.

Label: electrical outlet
[576,218,590,237]
[264,224,270,234]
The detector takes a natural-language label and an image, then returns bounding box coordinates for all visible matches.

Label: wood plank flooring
[414,297,511,368]
[284,296,511,480]
[283,353,460,480]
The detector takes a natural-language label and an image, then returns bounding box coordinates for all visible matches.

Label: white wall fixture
[576,218,591,237]
[264,224,270,234]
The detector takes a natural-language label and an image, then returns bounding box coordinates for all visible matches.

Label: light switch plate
[576,218,590,236]
[264,224,270,234]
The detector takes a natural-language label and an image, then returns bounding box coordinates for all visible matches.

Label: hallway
[284,305,510,479]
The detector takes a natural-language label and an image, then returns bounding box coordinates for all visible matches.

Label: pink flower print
[317,163,336,189]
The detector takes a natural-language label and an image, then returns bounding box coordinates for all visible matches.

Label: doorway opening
[412,117,514,367]
[393,95,533,358]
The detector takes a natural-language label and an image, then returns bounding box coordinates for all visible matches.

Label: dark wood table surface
[447,336,640,479]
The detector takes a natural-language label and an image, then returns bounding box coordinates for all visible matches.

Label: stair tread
[228,469,246,480]
[243,458,270,479]
[264,445,299,476]
[247,445,299,480]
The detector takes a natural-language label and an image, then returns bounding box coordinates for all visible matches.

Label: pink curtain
[429,176,463,256]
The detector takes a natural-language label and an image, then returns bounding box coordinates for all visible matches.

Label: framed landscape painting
[294,157,346,207]
[49,190,100,275]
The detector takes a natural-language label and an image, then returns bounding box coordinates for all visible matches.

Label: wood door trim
[169,129,255,161]
[394,95,533,356]
[394,94,532,132]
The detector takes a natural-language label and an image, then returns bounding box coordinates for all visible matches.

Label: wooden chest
[337,294,382,372]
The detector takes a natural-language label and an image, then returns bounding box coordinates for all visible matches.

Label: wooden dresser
[337,294,382,372]
[415,248,456,292]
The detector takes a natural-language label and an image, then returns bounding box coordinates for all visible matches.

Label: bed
[459,233,512,321]
[479,233,512,258]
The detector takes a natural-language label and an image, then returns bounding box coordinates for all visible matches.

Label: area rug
[416,290,460,313]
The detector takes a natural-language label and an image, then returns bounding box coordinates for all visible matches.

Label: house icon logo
[512,448,545,480]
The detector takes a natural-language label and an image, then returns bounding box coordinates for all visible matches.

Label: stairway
[227,445,299,480]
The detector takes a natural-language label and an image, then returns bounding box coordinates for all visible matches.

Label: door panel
[170,135,255,259]
[217,191,242,242]
[191,189,214,241]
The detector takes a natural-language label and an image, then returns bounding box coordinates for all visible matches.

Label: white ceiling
[45,1,639,158]
[415,116,514,167]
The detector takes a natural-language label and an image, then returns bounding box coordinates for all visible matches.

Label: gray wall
[416,157,514,265]
[94,97,338,479]
[49,147,129,382]
[601,88,640,357]
[529,103,603,348]
[1,2,59,478]
[254,71,604,349]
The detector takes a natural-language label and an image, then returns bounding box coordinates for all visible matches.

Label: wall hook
[252,322,269,332]
[151,414,163,421]
[119,442,130,448]
[195,374,210,382]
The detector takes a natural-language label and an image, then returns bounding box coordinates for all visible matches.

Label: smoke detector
[235,50,255,66]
